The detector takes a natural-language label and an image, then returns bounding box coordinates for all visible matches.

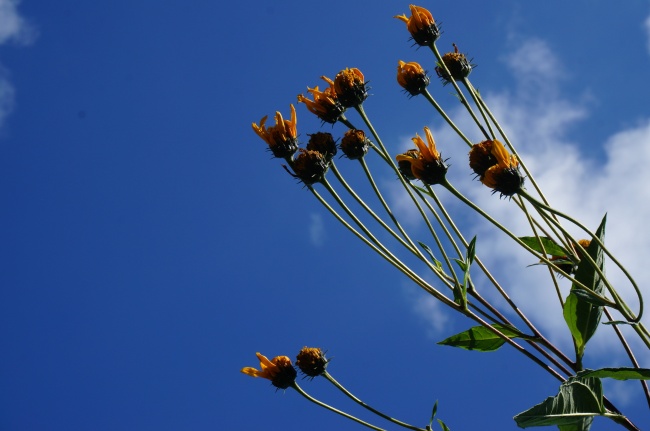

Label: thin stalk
[309,186,455,303]
[516,195,565,307]
[422,89,473,148]
[291,382,387,431]
[461,77,496,139]
[429,44,489,140]
[358,158,420,257]
[323,371,427,431]
[330,163,419,257]
[603,308,650,409]
[439,181,608,301]
[518,189,645,324]
[353,104,462,286]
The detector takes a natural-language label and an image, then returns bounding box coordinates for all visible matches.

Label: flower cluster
[469,139,524,196]
[241,347,329,389]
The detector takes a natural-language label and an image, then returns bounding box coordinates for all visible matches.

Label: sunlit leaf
[437,419,451,431]
[513,377,603,428]
[519,236,568,257]
[563,215,606,358]
[437,324,521,352]
[577,367,650,381]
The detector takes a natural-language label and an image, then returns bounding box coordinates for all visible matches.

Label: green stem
[461,77,496,139]
[291,382,387,431]
[422,89,473,148]
[429,44,489,140]
[518,189,645,324]
[330,163,419,257]
[438,181,610,303]
[323,372,427,431]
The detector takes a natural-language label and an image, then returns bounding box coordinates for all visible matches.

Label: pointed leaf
[429,399,438,426]
[513,377,603,428]
[519,236,568,257]
[437,419,451,431]
[577,367,650,381]
[563,215,607,357]
[418,241,444,272]
[437,324,521,352]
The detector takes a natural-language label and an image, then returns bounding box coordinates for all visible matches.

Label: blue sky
[2,1,650,430]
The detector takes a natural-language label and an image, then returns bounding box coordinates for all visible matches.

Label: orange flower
[241,352,297,389]
[469,139,524,196]
[252,105,299,159]
[397,60,430,96]
[394,5,440,46]
[297,77,345,124]
[333,68,368,108]
[396,127,447,184]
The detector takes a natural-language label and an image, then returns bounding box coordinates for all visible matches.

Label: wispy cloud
[0,0,36,131]
[0,0,36,45]
[395,37,650,366]
[309,213,325,247]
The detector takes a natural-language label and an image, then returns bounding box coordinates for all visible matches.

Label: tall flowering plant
[243,4,650,430]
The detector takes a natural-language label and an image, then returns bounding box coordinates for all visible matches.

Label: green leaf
[570,289,611,307]
[602,320,638,326]
[418,241,444,272]
[513,377,603,428]
[563,215,607,358]
[519,236,568,257]
[428,399,438,427]
[437,419,451,431]
[577,367,650,381]
[558,417,594,431]
[437,324,521,352]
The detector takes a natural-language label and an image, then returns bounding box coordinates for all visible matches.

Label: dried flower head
[396,149,420,180]
[287,149,330,185]
[306,132,337,161]
[333,68,368,108]
[397,60,430,96]
[296,347,329,378]
[396,127,448,185]
[340,129,371,160]
[394,5,440,46]
[435,44,474,83]
[297,77,346,124]
[241,352,297,390]
[469,139,524,197]
[252,104,299,159]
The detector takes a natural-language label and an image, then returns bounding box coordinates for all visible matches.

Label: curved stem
[323,372,427,431]
[518,189,645,324]
[291,382,387,431]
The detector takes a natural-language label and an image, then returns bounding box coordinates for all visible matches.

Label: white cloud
[0,0,35,131]
[0,0,35,45]
[390,37,650,367]
[309,213,325,247]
